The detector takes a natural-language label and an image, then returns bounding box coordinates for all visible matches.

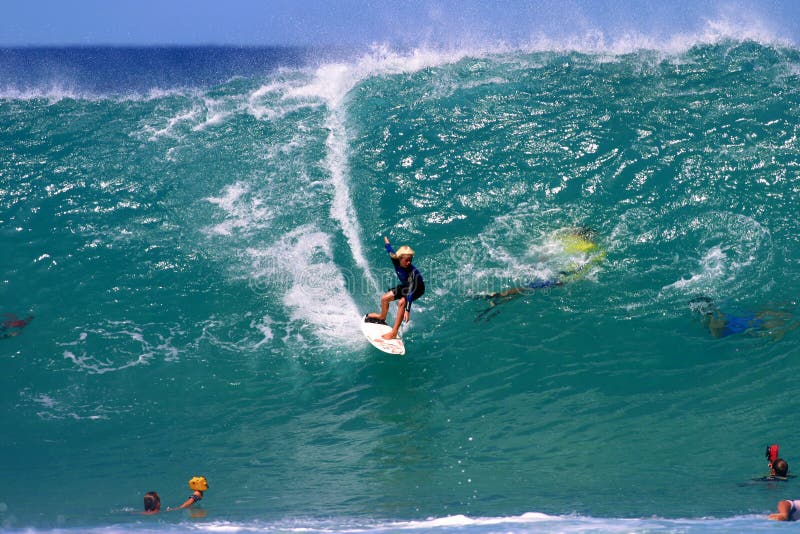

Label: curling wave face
[1,39,800,530]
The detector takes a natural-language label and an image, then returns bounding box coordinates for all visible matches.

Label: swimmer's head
[144,491,160,512]
[573,225,595,240]
[689,296,714,316]
[188,476,208,491]
[772,458,789,477]
[395,245,415,259]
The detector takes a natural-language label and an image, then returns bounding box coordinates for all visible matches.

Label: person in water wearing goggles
[689,297,798,339]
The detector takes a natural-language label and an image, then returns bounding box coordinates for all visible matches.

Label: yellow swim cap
[561,235,597,254]
[189,476,208,491]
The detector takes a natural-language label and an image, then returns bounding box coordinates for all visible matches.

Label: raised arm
[384,236,395,256]
[769,500,793,521]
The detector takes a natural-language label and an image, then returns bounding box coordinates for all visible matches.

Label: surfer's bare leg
[383,298,406,339]
[368,291,394,321]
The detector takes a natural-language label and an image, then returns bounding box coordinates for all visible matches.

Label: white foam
[665,245,728,293]
[324,109,375,287]
[32,513,771,533]
[284,45,473,109]
[661,213,771,298]
[62,347,152,375]
[249,315,275,350]
[20,390,111,421]
[519,14,789,55]
[371,512,772,533]
[459,220,602,296]
[391,512,557,529]
[287,65,369,286]
[204,182,273,237]
[57,321,184,375]
[0,83,196,103]
[274,46,480,298]
[1,17,795,107]
[192,96,236,131]
[247,83,323,121]
[250,225,362,347]
[207,182,248,212]
[143,105,201,141]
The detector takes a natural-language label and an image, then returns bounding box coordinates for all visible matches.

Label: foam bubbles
[249,225,363,348]
[661,212,772,300]
[58,320,184,374]
[520,14,789,56]
[205,182,273,237]
[259,46,474,297]
[143,105,201,141]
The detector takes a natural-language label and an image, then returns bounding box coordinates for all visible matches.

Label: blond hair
[394,245,415,258]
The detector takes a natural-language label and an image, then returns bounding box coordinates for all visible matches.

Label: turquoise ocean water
[2,38,800,533]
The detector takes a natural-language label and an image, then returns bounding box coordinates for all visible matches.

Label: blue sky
[1,0,799,47]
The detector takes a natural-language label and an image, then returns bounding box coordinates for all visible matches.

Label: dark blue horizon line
[0,43,328,50]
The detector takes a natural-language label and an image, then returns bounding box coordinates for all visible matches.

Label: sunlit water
[2,38,800,532]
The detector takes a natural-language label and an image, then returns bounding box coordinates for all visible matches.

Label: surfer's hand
[384,236,390,244]
[404,310,410,322]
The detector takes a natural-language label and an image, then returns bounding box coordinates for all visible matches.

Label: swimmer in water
[475,226,604,321]
[0,313,33,339]
[168,476,208,511]
[142,491,161,514]
[769,499,800,521]
[753,444,792,482]
[689,297,798,340]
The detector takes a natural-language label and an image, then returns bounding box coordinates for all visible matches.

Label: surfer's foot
[367,313,386,321]
[382,331,398,340]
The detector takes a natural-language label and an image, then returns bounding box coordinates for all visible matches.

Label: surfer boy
[368,236,425,340]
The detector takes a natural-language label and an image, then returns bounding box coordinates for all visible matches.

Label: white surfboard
[361,315,405,355]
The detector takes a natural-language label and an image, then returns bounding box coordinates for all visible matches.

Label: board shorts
[788,500,800,521]
[722,313,764,336]
[391,281,425,302]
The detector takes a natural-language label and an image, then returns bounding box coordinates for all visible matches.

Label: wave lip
[0,18,797,102]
